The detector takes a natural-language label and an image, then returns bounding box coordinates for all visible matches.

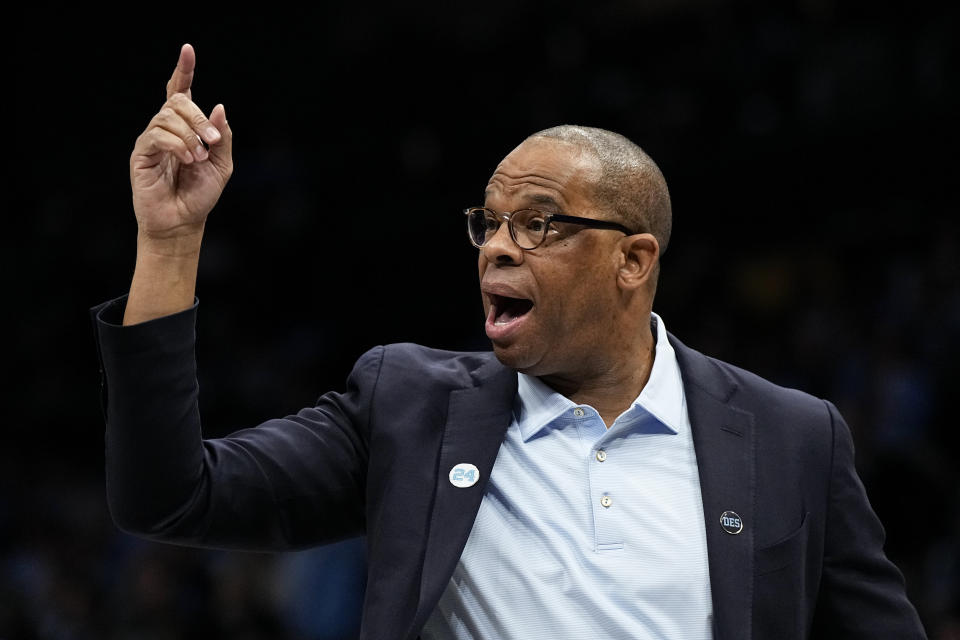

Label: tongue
[497,307,520,323]
[496,298,532,324]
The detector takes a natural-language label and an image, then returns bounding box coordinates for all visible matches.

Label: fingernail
[194,144,208,160]
[205,126,221,143]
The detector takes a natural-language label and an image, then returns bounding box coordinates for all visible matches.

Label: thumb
[207,104,233,174]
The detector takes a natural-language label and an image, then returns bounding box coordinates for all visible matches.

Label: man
[92,44,926,639]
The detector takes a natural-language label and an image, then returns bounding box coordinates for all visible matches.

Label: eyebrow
[482,190,564,211]
[526,193,562,209]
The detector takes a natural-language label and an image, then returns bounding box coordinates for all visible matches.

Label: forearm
[94,297,372,550]
[124,227,204,326]
[92,297,210,541]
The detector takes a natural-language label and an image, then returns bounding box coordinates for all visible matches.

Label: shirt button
[600,495,612,508]
[573,408,585,417]
[595,450,607,462]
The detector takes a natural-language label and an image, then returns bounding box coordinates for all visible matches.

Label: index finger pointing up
[166,43,196,100]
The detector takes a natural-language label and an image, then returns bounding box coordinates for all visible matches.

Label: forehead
[484,138,600,210]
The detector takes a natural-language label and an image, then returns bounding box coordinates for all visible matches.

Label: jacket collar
[670,332,757,640]
[408,355,517,638]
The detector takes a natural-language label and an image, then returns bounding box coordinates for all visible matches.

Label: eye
[524,216,547,233]
[483,213,499,231]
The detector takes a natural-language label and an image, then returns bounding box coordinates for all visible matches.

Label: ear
[617,233,660,290]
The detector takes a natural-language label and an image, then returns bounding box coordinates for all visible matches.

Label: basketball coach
[91,44,926,639]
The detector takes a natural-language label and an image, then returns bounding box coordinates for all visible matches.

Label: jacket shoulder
[374,342,505,390]
[670,332,830,420]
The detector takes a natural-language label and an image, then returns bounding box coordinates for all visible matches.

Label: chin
[490,341,542,374]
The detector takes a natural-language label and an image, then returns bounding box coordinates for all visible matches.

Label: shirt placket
[572,406,625,553]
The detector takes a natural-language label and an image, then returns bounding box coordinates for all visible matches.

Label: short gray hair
[528,125,672,256]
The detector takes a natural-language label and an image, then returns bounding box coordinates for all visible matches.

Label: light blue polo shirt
[422,313,713,639]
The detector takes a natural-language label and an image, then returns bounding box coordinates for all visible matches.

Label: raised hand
[130,44,233,241]
[123,44,233,325]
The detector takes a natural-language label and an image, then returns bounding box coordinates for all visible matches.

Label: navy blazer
[92,297,926,639]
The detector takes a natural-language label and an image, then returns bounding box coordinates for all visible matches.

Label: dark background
[7,1,959,638]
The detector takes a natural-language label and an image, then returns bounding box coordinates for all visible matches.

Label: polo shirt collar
[515,312,685,442]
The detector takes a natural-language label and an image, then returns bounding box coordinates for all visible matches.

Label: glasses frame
[464,207,636,250]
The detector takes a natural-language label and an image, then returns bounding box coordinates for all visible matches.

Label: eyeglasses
[464,207,636,250]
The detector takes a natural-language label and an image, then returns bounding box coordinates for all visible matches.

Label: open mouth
[489,294,534,326]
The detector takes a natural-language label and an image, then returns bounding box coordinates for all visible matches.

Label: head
[477,125,672,380]
[531,125,673,259]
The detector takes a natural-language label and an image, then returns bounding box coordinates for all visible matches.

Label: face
[478,138,628,378]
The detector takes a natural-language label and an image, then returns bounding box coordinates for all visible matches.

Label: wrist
[125,236,201,326]
[136,224,205,258]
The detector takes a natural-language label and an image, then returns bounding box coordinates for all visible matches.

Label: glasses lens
[467,208,499,246]
[510,209,548,249]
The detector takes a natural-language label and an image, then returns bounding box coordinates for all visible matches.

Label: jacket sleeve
[91,295,380,551]
[810,399,927,638]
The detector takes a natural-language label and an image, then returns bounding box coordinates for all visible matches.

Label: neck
[539,321,657,428]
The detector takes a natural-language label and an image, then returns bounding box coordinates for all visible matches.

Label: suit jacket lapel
[671,333,756,640]
[407,356,517,638]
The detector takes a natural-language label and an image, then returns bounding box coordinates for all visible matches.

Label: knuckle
[191,112,209,128]
[134,128,155,148]
[154,106,176,125]
[168,133,188,151]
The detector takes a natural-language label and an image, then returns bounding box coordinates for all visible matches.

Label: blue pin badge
[449,463,480,488]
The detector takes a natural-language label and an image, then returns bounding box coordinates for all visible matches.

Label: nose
[481,219,524,265]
